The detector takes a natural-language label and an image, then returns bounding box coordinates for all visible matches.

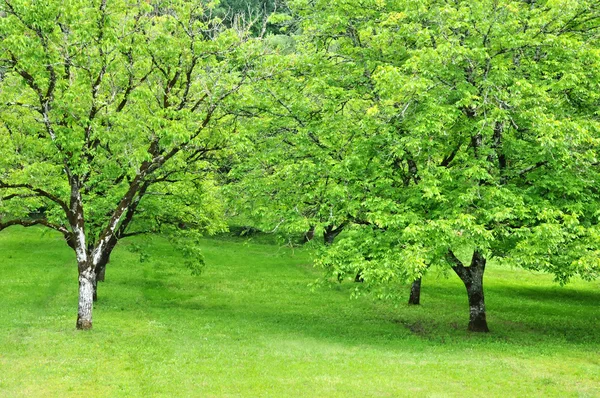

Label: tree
[230,0,429,298]
[307,0,600,331]
[267,0,430,298]
[0,0,269,329]
[226,37,374,247]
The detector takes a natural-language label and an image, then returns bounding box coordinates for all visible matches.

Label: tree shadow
[100,271,600,351]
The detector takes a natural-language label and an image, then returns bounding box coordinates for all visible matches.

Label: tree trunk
[91,239,114,302]
[466,276,487,332]
[303,225,315,243]
[323,223,345,246]
[324,231,336,245]
[92,277,98,302]
[97,264,106,282]
[408,277,422,305]
[76,266,95,330]
[93,260,108,302]
[448,250,489,332]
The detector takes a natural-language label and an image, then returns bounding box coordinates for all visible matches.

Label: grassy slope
[0,227,599,397]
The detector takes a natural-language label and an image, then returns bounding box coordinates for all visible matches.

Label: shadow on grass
[102,272,600,351]
[489,284,600,306]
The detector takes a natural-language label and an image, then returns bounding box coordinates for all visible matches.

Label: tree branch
[0,218,70,236]
[0,180,69,213]
[517,161,548,177]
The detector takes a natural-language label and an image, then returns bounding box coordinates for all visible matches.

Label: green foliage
[1,0,599,332]
[227,0,390,242]
[0,0,273,271]
[282,0,600,292]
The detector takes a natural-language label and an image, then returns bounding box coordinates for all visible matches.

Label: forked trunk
[323,229,337,245]
[408,277,422,305]
[449,250,489,332]
[76,266,95,330]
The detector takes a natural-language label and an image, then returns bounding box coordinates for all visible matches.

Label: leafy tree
[317,0,600,331]
[230,0,433,301]
[227,50,373,247]
[244,0,430,296]
[0,0,269,329]
[229,0,403,253]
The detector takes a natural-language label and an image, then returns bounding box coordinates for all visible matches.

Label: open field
[1,227,599,397]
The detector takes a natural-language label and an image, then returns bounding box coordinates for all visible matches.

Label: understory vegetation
[1,228,598,397]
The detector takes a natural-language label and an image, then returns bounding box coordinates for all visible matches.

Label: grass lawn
[0,227,599,397]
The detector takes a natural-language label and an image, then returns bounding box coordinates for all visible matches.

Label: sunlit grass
[0,227,599,397]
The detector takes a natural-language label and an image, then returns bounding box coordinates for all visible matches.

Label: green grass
[1,227,599,397]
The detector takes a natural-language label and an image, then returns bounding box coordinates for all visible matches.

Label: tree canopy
[1,0,599,332]
[0,0,272,329]
[232,0,600,331]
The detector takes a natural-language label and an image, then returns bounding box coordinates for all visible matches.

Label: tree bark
[408,277,422,305]
[448,250,489,332]
[323,223,345,246]
[97,263,106,282]
[303,225,315,243]
[92,277,98,302]
[324,231,336,245]
[91,237,115,302]
[76,266,95,330]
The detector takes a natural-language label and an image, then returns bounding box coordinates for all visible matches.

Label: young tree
[0,0,269,329]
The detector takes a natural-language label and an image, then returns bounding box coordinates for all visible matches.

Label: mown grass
[0,227,599,397]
